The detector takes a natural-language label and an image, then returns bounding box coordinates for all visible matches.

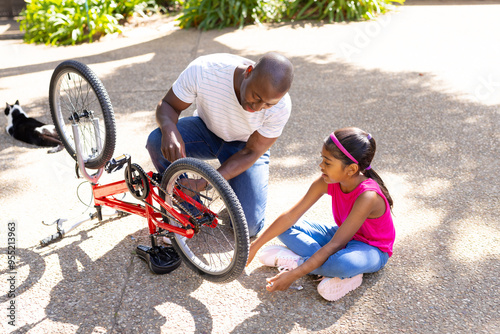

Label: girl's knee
[276,226,295,244]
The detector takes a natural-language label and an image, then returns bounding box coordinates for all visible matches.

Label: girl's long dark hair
[324,127,393,209]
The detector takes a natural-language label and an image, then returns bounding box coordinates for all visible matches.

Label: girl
[246,127,395,301]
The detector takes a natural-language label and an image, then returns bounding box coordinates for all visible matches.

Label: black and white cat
[5,100,63,153]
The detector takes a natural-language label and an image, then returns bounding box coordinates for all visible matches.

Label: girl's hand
[246,242,259,266]
[265,271,297,292]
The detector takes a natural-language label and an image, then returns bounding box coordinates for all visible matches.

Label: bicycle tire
[160,158,249,283]
[49,60,116,169]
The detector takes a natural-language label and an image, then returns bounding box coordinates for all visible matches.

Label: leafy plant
[18,0,163,46]
[115,0,164,19]
[284,0,404,23]
[177,0,404,30]
[177,0,285,30]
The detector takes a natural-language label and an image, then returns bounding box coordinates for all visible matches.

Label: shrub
[177,0,404,30]
[284,0,404,22]
[178,0,286,30]
[19,0,163,46]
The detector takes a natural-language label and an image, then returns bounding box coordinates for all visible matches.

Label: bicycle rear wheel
[49,60,116,169]
[160,158,249,283]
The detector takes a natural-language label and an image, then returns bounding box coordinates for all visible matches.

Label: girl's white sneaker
[258,245,302,271]
[317,274,363,301]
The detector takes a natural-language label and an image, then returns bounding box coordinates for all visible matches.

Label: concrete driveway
[0,3,499,333]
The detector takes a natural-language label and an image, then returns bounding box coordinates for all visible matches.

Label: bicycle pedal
[136,244,152,261]
[136,245,181,275]
[105,154,130,174]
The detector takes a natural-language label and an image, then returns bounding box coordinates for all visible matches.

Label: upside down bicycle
[41,60,250,283]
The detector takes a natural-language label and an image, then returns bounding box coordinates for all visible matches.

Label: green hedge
[18,0,404,45]
[285,0,404,22]
[19,0,163,45]
[178,0,405,30]
[178,0,285,29]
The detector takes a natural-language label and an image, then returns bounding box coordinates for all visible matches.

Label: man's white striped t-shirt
[172,53,292,142]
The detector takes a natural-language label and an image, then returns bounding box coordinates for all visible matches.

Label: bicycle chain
[135,164,198,220]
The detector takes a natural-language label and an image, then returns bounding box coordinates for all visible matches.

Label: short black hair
[253,52,294,93]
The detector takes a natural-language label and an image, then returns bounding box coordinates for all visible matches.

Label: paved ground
[0,3,499,334]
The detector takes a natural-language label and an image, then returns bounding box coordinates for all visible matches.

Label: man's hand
[160,126,186,162]
[156,88,191,162]
[177,178,208,198]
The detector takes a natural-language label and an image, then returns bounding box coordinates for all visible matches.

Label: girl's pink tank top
[328,179,395,256]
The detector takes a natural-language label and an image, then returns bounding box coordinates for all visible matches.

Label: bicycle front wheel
[160,158,249,283]
[49,60,116,169]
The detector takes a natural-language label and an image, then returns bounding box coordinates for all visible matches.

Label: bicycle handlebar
[40,232,62,247]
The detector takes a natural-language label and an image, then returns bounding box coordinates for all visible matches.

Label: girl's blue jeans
[146,116,268,237]
[278,219,390,278]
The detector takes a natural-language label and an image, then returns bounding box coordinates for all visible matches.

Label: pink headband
[329,132,373,170]
[330,133,358,164]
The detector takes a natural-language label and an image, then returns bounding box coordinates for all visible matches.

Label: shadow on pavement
[0,24,497,332]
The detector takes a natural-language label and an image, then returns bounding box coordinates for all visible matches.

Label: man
[146,52,294,237]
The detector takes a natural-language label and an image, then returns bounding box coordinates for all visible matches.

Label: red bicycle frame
[91,171,217,239]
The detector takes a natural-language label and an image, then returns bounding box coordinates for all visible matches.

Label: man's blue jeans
[146,116,268,237]
[278,219,390,278]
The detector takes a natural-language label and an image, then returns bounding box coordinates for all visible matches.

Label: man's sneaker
[317,274,363,301]
[258,245,302,271]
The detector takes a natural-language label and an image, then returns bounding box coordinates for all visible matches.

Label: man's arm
[217,130,277,181]
[156,88,191,162]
